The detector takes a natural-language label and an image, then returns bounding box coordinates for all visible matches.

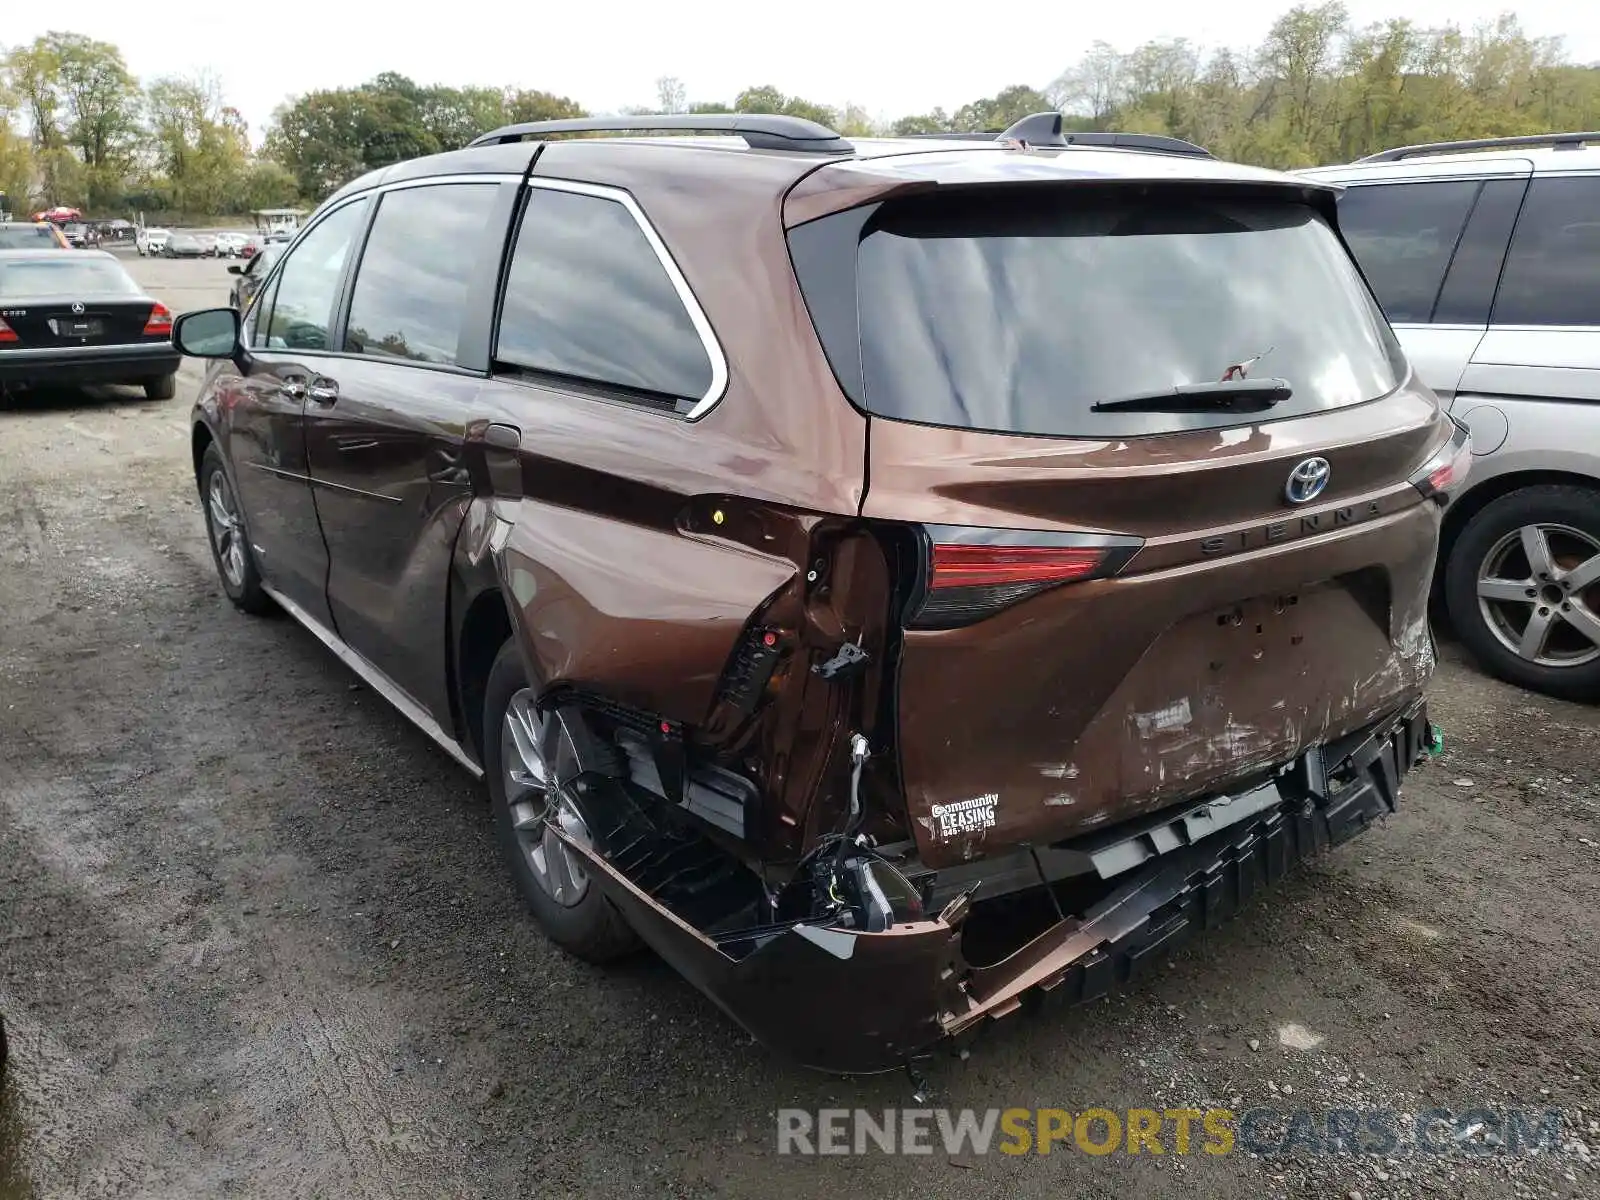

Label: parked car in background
[237,236,262,260]
[0,249,178,399]
[0,221,71,249]
[171,111,1456,1074]
[60,221,99,248]
[194,233,219,257]
[1304,131,1600,700]
[136,227,170,256]
[226,240,282,311]
[214,232,248,257]
[163,233,203,259]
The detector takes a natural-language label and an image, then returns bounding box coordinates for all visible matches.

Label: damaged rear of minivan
[532,150,1466,1074]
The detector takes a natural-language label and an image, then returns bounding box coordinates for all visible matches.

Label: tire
[143,374,176,401]
[198,441,273,616]
[1445,484,1600,701]
[482,640,639,963]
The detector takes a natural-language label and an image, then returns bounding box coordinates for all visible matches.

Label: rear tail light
[1409,415,1472,503]
[0,317,15,343]
[909,525,1144,629]
[143,303,173,337]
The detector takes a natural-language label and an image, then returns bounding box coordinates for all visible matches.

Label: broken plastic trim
[541,698,1429,1073]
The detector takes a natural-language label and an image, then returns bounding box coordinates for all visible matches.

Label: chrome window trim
[514,176,730,421]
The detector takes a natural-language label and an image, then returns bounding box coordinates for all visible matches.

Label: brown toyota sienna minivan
[173,112,1468,1073]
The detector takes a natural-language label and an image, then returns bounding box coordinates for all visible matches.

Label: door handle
[279,378,306,400]
[307,378,339,405]
[484,422,521,449]
[477,423,523,499]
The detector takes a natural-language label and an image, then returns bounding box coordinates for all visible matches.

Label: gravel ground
[2,257,1598,1199]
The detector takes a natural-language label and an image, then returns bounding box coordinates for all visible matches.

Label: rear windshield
[0,226,59,248]
[793,190,1408,438]
[0,258,140,297]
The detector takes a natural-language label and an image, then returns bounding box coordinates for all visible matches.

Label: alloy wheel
[206,469,247,589]
[500,689,593,908]
[1476,522,1600,668]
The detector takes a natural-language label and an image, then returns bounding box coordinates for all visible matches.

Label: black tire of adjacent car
[199,442,273,616]
[482,640,639,963]
[1445,483,1600,702]
[144,374,176,401]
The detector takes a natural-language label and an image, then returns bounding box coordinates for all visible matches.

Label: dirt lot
[2,256,1599,1199]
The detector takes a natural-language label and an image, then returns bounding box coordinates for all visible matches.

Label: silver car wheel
[206,470,247,589]
[501,689,592,907]
[1476,521,1600,667]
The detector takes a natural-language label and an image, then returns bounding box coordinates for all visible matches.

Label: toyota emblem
[1285,457,1331,504]
[70,302,84,314]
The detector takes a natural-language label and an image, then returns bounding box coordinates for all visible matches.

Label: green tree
[145,74,251,216]
[835,103,878,137]
[733,85,837,126]
[239,159,299,210]
[1042,5,1600,168]
[951,85,1055,132]
[892,108,953,135]
[3,33,140,207]
[0,55,36,210]
[4,41,64,152]
[51,33,141,197]
[502,88,585,125]
[1051,41,1127,126]
[265,87,432,199]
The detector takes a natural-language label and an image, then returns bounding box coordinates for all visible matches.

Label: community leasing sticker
[932,793,998,840]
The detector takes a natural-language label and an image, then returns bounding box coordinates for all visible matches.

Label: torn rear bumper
[556,698,1431,1074]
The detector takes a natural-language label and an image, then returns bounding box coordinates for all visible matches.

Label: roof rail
[1358,131,1600,163]
[891,113,1212,158]
[467,114,854,154]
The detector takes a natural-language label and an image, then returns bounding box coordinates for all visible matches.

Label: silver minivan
[1304,133,1600,701]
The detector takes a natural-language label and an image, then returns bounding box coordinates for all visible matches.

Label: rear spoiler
[896,113,1212,159]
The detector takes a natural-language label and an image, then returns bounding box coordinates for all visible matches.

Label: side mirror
[173,307,242,358]
[227,264,243,275]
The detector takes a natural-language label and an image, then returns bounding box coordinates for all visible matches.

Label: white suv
[1304,132,1600,701]
[136,227,170,256]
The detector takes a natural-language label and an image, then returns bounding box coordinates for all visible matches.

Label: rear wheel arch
[1441,469,1600,571]
[191,421,215,485]
[454,585,516,765]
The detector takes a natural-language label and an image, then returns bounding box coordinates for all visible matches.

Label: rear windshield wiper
[1090,378,1293,414]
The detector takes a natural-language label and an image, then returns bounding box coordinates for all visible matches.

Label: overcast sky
[6,2,1596,139]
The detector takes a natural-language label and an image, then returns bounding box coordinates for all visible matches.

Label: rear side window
[1492,177,1600,327]
[0,226,59,249]
[799,191,1407,439]
[1336,181,1480,323]
[344,182,500,365]
[0,258,139,297]
[494,187,714,407]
